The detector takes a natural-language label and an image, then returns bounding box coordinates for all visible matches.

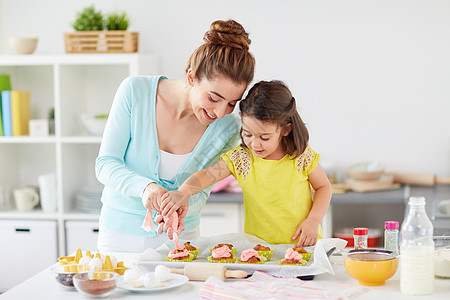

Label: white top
[158,149,191,182]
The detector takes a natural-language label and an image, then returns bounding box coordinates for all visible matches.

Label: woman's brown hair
[239,80,309,158]
[186,20,255,85]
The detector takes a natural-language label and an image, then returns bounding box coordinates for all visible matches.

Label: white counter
[1,253,449,300]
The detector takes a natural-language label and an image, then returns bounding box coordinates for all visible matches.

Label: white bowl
[80,113,108,136]
[347,162,384,180]
[9,37,38,54]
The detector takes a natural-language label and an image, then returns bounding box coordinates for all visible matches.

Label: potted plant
[105,11,130,31]
[64,5,138,53]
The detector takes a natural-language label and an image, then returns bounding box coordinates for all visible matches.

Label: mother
[95,19,255,252]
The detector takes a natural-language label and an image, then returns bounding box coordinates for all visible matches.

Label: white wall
[1,0,449,179]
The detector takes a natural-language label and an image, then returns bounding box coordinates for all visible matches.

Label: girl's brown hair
[239,80,309,158]
[186,20,255,85]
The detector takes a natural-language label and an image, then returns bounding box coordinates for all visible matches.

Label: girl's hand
[292,217,320,246]
[142,183,168,212]
[160,190,190,217]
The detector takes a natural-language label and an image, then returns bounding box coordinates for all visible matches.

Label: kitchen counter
[1,253,449,300]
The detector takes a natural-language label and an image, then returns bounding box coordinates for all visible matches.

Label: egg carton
[58,248,128,275]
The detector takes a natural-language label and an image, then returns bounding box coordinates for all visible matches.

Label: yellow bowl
[343,249,398,286]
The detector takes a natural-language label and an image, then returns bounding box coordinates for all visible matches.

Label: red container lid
[385,221,399,230]
[353,227,368,235]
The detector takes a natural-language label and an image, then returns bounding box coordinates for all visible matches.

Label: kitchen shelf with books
[0,53,159,257]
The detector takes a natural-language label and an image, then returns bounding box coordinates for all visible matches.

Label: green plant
[72,5,104,31]
[106,11,130,30]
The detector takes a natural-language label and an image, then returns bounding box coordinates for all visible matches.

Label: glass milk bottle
[400,196,434,295]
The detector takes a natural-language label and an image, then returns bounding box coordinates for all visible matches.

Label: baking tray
[136,233,346,278]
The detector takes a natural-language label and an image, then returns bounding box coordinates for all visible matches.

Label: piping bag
[141,209,184,250]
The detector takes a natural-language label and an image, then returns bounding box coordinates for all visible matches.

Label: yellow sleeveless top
[221,145,322,244]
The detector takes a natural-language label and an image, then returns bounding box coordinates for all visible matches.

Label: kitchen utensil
[14,187,39,212]
[73,271,118,298]
[345,174,400,192]
[343,249,398,286]
[347,162,384,181]
[169,264,247,281]
[393,172,450,186]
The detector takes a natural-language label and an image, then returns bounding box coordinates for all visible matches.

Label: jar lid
[353,227,368,235]
[385,221,399,229]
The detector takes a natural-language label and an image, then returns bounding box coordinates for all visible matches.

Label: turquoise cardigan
[95,76,240,236]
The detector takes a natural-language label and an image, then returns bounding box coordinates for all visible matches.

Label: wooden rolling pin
[170,264,247,281]
[393,172,450,186]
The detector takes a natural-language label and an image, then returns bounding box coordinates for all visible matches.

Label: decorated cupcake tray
[136,233,336,278]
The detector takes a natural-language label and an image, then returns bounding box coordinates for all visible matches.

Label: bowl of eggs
[52,264,91,290]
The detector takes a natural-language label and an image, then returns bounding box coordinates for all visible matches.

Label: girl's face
[188,70,247,126]
[241,116,291,160]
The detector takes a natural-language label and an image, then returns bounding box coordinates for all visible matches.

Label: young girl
[160,80,331,246]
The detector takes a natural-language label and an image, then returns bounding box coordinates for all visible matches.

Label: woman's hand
[292,217,320,246]
[141,182,168,212]
[155,207,188,239]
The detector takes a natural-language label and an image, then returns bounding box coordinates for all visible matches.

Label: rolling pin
[393,172,450,186]
[170,264,247,281]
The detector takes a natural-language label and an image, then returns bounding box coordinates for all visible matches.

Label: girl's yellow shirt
[221,145,322,244]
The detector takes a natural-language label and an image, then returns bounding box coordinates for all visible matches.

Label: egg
[88,257,103,270]
[143,272,161,288]
[78,255,92,265]
[123,268,143,287]
[154,265,171,282]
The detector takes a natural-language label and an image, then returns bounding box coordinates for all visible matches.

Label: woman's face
[189,72,247,125]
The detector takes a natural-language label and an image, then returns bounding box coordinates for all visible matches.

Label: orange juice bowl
[343,249,398,286]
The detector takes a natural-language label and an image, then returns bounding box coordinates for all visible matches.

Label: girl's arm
[161,159,232,217]
[293,163,332,246]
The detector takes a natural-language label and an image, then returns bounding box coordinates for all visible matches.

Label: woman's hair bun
[203,19,251,50]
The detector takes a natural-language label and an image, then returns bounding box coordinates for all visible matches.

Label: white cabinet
[0,54,159,257]
[199,202,244,237]
[65,220,99,254]
[0,219,57,292]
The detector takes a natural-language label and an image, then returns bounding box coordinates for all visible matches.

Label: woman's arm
[293,163,332,246]
[161,159,232,217]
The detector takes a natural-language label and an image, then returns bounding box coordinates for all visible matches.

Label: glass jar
[384,221,399,255]
[353,227,368,250]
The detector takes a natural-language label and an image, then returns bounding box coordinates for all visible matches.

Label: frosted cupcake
[183,242,200,259]
[166,248,194,262]
[279,247,308,266]
[292,246,313,261]
[207,245,236,263]
[209,243,236,255]
[238,249,267,264]
[253,244,275,261]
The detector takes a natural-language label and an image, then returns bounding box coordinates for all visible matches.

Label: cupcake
[209,243,236,255]
[253,244,275,261]
[207,245,236,263]
[279,247,308,266]
[238,249,266,264]
[183,242,200,259]
[166,248,194,262]
[292,246,313,261]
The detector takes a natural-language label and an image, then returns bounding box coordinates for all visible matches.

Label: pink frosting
[168,248,189,259]
[285,248,303,261]
[240,249,259,262]
[212,246,232,258]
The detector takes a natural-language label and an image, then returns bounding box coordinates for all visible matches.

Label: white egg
[123,268,143,285]
[78,256,92,265]
[109,256,118,268]
[143,272,160,288]
[154,265,171,282]
[88,257,103,270]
